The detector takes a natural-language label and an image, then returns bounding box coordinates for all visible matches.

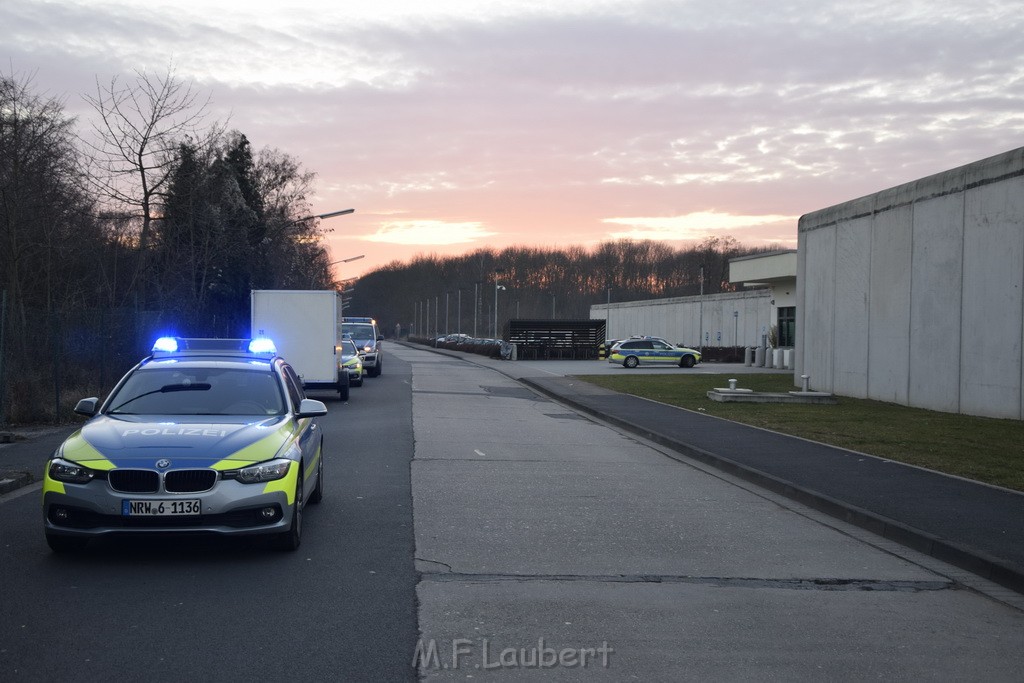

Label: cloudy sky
[3,0,1022,276]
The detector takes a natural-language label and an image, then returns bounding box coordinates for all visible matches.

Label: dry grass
[574,373,1024,492]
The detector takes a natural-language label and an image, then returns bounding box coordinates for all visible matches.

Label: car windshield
[107,367,286,416]
[339,340,359,356]
[341,323,375,341]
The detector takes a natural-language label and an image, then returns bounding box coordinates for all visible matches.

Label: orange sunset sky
[4,0,1022,277]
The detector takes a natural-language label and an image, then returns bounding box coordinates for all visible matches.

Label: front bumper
[43,475,294,538]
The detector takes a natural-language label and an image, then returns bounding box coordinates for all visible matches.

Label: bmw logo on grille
[155,459,172,469]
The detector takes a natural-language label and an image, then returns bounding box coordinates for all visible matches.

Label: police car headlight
[363,344,373,353]
[48,459,96,484]
[236,459,291,484]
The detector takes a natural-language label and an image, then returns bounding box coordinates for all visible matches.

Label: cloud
[360,220,497,245]
[603,211,796,241]
[3,0,1023,277]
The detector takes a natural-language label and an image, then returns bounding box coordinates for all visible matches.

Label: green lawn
[574,373,1024,492]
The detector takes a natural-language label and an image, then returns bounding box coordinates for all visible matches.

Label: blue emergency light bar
[151,337,277,357]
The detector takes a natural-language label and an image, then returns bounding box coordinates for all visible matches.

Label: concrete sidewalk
[404,342,1024,596]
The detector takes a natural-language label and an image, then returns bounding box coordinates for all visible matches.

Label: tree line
[350,237,772,339]
[1,66,773,425]
[0,69,332,423]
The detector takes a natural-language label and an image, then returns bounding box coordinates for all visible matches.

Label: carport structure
[505,319,606,360]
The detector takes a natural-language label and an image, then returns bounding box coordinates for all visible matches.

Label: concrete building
[588,251,796,357]
[729,250,798,348]
[590,288,771,349]
[796,146,1024,420]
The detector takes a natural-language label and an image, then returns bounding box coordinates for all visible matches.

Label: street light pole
[494,281,506,338]
[699,264,704,354]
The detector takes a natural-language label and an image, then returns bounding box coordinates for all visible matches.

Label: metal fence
[0,303,202,426]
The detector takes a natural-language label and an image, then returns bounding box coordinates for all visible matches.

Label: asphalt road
[3,347,1024,681]
[0,355,418,682]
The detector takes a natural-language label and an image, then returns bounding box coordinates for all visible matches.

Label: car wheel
[339,383,349,401]
[273,470,303,551]
[681,355,696,368]
[623,356,640,368]
[46,533,88,553]
[352,376,363,387]
[308,451,324,505]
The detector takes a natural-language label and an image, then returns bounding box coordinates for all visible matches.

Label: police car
[42,337,327,552]
[340,317,383,377]
[338,338,364,387]
[608,336,702,368]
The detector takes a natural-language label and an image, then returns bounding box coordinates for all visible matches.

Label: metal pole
[0,290,6,426]
[434,296,439,337]
[445,292,449,336]
[425,299,430,339]
[606,287,611,338]
[698,264,704,354]
[494,282,499,338]
[551,293,556,319]
[473,283,478,337]
[457,289,462,334]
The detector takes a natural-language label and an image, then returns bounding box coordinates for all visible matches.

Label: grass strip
[574,373,1024,492]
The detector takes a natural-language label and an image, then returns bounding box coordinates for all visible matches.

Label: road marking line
[474,449,486,457]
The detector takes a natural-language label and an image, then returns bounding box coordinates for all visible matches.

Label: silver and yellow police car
[338,338,364,387]
[42,337,327,552]
[609,336,702,368]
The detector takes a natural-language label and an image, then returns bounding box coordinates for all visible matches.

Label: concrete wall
[590,289,772,348]
[797,146,1024,419]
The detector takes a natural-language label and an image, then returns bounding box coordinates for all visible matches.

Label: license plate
[122,499,202,517]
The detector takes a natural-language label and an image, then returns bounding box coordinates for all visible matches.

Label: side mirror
[74,397,100,417]
[377,335,384,341]
[296,398,328,418]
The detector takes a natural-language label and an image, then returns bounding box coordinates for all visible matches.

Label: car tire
[339,383,349,401]
[308,450,324,505]
[681,355,696,368]
[623,356,640,368]
[352,376,363,387]
[273,471,303,552]
[369,363,381,378]
[46,533,88,553]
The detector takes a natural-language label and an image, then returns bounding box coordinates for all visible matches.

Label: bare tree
[82,67,212,258]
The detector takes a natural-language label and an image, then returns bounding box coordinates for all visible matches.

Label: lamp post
[698,264,704,354]
[457,289,462,334]
[494,281,506,338]
[494,269,506,339]
[330,254,364,309]
[606,287,612,338]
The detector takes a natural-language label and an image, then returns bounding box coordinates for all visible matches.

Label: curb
[0,470,34,495]
[518,376,1024,597]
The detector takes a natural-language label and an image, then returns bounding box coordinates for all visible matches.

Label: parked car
[609,337,702,368]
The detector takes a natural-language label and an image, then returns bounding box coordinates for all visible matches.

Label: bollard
[754,346,764,367]
[801,374,810,392]
[744,347,753,367]
[728,378,737,390]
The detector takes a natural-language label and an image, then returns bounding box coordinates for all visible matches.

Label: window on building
[777,306,796,347]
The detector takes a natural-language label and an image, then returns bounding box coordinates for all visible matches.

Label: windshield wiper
[109,383,212,413]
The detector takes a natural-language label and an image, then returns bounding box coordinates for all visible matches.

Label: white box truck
[251,289,350,400]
